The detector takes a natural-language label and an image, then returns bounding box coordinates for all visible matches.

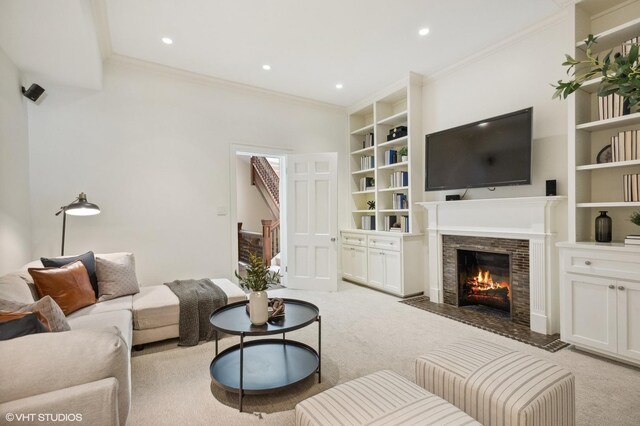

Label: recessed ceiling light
[418,28,430,36]
[336,83,343,89]
[161,37,173,45]
[262,64,271,71]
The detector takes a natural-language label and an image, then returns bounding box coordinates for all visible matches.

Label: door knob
[584,260,591,265]
[618,285,625,291]
[609,285,615,289]
[330,237,336,242]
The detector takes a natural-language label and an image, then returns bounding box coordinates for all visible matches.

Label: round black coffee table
[209,298,321,411]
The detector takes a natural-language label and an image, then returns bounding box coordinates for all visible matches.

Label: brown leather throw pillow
[29,261,97,315]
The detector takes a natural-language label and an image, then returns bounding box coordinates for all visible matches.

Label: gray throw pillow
[96,253,140,301]
[0,296,71,332]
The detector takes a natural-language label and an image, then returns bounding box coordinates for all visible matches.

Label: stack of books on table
[624,235,640,245]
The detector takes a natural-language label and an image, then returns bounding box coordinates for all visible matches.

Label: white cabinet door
[342,245,367,284]
[564,273,617,353]
[617,280,640,362]
[367,250,384,289]
[382,250,402,294]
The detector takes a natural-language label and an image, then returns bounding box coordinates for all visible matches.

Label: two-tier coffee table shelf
[209,298,321,411]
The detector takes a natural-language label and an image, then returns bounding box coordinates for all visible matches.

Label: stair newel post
[262,219,272,266]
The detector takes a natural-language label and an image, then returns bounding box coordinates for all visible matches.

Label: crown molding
[423,9,570,86]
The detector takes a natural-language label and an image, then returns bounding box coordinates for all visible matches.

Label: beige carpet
[130,281,640,425]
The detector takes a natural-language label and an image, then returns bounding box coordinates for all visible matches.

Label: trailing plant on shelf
[398,146,408,157]
[235,252,280,292]
[552,34,640,110]
[630,210,640,227]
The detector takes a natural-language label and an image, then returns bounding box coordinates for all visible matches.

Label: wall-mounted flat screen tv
[425,107,532,191]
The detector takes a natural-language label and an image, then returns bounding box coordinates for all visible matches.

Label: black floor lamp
[55,192,101,256]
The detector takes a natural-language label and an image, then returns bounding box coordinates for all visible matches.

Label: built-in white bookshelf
[568,0,640,243]
[347,73,422,233]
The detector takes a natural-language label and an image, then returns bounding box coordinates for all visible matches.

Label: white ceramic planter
[249,291,269,325]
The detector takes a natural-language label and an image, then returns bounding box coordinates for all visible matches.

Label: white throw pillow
[0,274,35,304]
[95,253,140,302]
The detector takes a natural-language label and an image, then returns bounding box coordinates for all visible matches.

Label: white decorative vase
[401,155,408,162]
[249,291,269,325]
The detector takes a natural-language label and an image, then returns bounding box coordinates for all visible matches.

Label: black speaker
[22,84,45,102]
[546,179,557,196]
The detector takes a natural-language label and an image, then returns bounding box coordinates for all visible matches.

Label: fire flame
[468,269,509,292]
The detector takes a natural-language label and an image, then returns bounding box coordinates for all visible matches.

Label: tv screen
[425,107,532,191]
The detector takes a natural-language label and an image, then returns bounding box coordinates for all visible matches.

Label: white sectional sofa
[0,253,246,425]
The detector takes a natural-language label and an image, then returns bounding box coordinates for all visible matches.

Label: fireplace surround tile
[442,235,530,327]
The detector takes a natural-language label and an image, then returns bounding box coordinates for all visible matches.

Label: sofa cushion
[0,313,48,340]
[96,253,140,302]
[0,296,70,332]
[67,295,133,319]
[0,309,50,331]
[29,261,97,315]
[41,251,99,298]
[67,310,133,349]
[0,274,35,304]
[132,285,179,330]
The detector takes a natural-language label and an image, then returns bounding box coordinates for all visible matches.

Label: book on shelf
[624,237,640,245]
[360,155,374,170]
[622,36,639,55]
[361,132,375,149]
[623,173,640,202]
[383,215,397,232]
[599,93,627,120]
[384,149,397,165]
[611,130,640,162]
[625,234,640,239]
[389,171,408,188]
[359,177,375,191]
[361,215,375,231]
[392,193,408,209]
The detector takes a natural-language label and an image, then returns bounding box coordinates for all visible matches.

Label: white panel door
[617,280,640,362]
[564,273,617,353]
[286,153,337,291]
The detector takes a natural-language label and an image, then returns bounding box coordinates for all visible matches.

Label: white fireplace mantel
[417,196,566,335]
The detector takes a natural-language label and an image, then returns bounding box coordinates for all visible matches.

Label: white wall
[422,13,572,202]
[27,60,345,285]
[0,47,31,274]
[235,155,276,232]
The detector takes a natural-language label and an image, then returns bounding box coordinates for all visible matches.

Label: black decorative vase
[595,211,612,242]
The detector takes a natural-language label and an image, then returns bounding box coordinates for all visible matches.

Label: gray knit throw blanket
[164,278,228,346]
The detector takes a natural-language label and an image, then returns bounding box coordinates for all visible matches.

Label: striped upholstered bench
[416,339,575,426]
[295,370,480,425]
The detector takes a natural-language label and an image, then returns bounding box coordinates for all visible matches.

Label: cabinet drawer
[564,250,640,279]
[368,235,401,252]
[342,232,367,247]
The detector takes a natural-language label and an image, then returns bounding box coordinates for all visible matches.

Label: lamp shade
[65,192,100,216]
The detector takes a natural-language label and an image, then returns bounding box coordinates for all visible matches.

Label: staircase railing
[238,221,280,266]
[251,156,280,217]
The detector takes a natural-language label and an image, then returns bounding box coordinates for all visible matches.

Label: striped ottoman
[415,339,575,426]
[295,370,481,425]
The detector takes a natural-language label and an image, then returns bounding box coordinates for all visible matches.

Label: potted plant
[552,35,640,111]
[398,146,408,162]
[235,252,281,325]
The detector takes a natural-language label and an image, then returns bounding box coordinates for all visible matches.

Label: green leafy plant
[630,211,640,227]
[552,34,640,109]
[398,146,408,157]
[235,252,280,292]
[367,200,375,210]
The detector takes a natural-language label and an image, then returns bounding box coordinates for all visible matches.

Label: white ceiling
[0,0,568,106]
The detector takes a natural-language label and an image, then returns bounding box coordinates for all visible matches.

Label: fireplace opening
[457,249,511,315]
